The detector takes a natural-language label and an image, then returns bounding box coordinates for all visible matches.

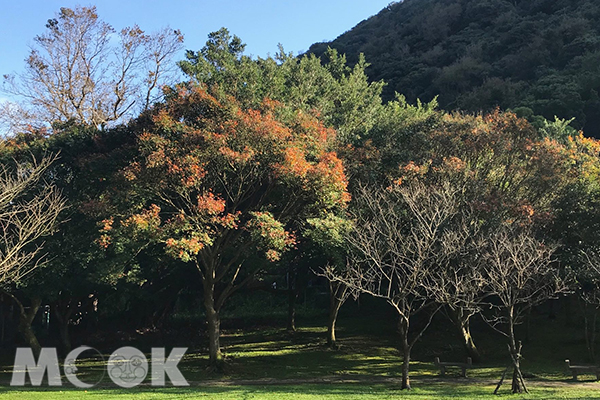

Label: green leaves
[178,28,384,146]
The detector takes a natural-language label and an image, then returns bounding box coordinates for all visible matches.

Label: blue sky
[0,0,392,80]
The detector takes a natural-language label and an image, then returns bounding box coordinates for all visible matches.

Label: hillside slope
[308,0,600,136]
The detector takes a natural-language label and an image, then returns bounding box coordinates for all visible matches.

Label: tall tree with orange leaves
[104,84,350,368]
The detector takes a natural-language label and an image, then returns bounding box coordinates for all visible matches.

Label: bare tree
[481,226,566,394]
[426,204,486,363]
[0,154,66,355]
[333,181,463,389]
[1,6,183,132]
[577,248,600,362]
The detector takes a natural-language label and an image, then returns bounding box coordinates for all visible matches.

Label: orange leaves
[397,160,430,184]
[313,152,351,205]
[167,155,206,188]
[402,161,425,176]
[238,107,292,143]
[517,203,535,219]
[277,147,312,178]
[159,84,224,127]
[100,217,114,232]
[442,156,466,172]
[219,145,255,165]
[96,218,114,249]
[152,108,179,132]
[97,234,112,249]
[197,192,226,215]
[217,211,241,229]
[119,83,349,265]
[275,148,350,207]
[403,108,600,228]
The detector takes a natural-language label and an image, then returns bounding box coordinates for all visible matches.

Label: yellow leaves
[122,161,141,181]
[165,235,209,262]
[123,204,161,232]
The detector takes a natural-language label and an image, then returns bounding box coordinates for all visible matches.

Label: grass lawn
[1,383,600,399]
[0,305,599,398]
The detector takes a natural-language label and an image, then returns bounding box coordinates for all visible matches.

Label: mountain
[308,0,600,137]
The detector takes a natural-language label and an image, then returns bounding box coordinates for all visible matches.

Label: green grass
[1,383,600,399]
[1,306,600,398]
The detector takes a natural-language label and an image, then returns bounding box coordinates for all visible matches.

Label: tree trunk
[583,304,598,362]
[203,277,222,370]
[327,282,345,348]
[53,299,74,355]
[399,317,411,390]
[287,273,297,332]
[510,346,523,394]
[17,297,42,357]
[509,338,522,392]
[508,308,527,394]
[450,308,481,363]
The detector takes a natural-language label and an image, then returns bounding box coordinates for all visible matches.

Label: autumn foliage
[390,110,600,228]
[107,84,350,265]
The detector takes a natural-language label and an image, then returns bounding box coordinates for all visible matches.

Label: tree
[381,110,590,359]
[546,132,600,362]
[0,154,64,285]
[0,119,153,354]
[104,84,350,368]
[0,153,66,355]
[335,181,465,389]
[307,213,354,347]
[482,226,567,394]
[423,193,485,363]
[1,6,183,132]
[575,249,600,362]
[179,28,385,145]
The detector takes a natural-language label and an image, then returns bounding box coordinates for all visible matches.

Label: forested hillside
[308,0,600,136]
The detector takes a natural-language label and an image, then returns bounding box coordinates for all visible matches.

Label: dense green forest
[309,0,600,137]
